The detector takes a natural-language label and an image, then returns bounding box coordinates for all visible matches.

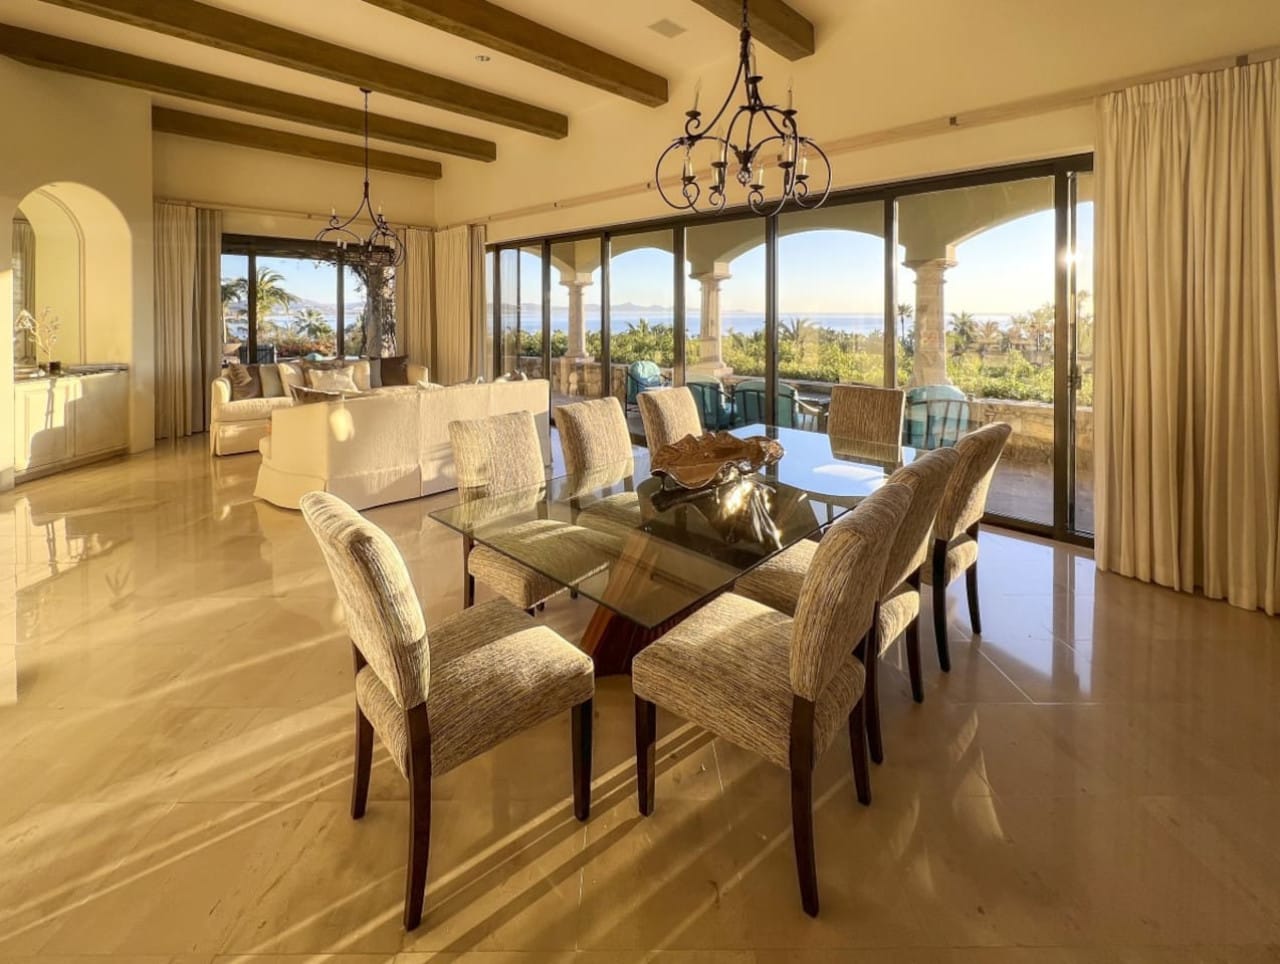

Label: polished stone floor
[1,437,1278,963]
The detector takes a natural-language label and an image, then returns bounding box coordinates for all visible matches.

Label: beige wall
[437,0,1280,243]
[153,134,436,240]
[0,59,154,490]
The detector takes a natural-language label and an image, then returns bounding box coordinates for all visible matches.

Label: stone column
[905,257,957,388]
[691,264,733,376]
[561,276,593,361]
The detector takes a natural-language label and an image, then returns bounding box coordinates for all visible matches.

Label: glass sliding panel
[550,238,604,405]
[219,253,249,364]
[610,229,675,422]
[1071,172,1096,534]
[778,201,887,434]
[685,218,766,430]
[254,255,338,361]
[897,176,1057,525]
[499,248,518,376]
[483,249,494,381]
[518,244,545,379]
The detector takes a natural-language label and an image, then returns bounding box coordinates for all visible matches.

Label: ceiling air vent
[648,19,687,39]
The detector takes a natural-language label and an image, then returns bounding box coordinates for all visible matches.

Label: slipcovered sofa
[210,358,428,456]
[254,378,551,510]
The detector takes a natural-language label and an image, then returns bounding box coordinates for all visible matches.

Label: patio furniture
[625,359,667,413]
[732,379,822,431]
[301,491,594,931]
[734,446,960,763]
[631,482,913,916]
[684,373,735,430]
[903,384,971,449]
[637,386,702,452]
[828,384,906,446]
[926,422,1013,671]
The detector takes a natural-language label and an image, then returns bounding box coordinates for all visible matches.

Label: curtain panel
[396,225,434,374]
[154,201,222,440]
[433,223,487,384]
[1095,59,1280,614]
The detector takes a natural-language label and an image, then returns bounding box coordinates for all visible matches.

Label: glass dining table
[430,424,918,675]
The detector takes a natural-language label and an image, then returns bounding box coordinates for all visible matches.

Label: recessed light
[475,54,491,62]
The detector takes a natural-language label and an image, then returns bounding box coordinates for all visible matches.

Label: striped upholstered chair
[631,482,913,917]
[826,384,906,446]
[301,491,594,931]
[555,396,642,537]
[637,386,703,453]
[926,422,1012,671]
[735,446,960,762]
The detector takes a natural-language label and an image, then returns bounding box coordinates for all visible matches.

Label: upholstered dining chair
[827,384,906,446]
[555,396,642,537]
[631,482,913,917]
[300,491,595,931]
[734,447,960,763]
[926,421,1012,671]
[637,386,703,453]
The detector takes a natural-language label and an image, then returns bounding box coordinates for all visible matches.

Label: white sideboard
[14,371,129,480]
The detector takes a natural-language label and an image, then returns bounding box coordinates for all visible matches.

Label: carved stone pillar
[905,258,957,388]
[691,265,733,376]
[562,277,593,361]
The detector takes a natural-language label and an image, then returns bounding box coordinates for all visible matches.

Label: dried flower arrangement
[13,307,60,367]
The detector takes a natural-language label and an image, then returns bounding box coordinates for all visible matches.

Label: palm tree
[253,268,297,344]
[293,306,333,342]
[976,319,1005,362]
[949,311,979,355]
[220,277,247,342]
[780,316,815,348]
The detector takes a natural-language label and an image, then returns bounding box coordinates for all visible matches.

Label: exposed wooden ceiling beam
[689,0,815,61]
[359,0,668,107]
[38,0,569,138]
[152,107,443,180]
[0,25,497,161]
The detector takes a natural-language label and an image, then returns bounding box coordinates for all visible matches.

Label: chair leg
[635,696,656,816]
[352,705,373,820]
[789,697,819,917]
[537,601,546,612]
[905,573,924,703]
[848,695,872,806]
[965,524,982,634]
[571,698,593,821]
[865,615,884,765]
[462,535,475,609]
[402,706,432,931]
[931,538,951,673]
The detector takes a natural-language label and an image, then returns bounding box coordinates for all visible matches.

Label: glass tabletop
[429,425,918,629]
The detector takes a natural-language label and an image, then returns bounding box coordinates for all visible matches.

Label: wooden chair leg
[904,573,924,703]
[635,697,656,816]
[865,613,883,765]
[965,524,982,634]
[932,538,951,673]
[572,699,593,821]
[350,644,372,819]
[462,535,475,609]
[848,695,872,806]
[403,706,432,932]
[789,697,819,917]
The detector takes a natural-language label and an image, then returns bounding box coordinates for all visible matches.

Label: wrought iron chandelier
[655,0,831,216]
[316,87,404,268]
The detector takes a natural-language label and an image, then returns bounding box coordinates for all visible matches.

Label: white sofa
[210,359,428,456]
[254,378,551,510]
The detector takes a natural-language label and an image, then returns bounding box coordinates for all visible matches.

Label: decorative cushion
[632,592,865,770]
[380,354,411,386]
[348,359,372,392]
[226,363,262,401]
[365,356,383,389]
[259,363,286,398]
[354,599,594,777]
[277,361,305,394]
[291,385,342,405]
[307,367,360,392]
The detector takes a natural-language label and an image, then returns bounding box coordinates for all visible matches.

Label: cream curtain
[1095,59,1280,614]
[154,201,222,439]
[433,223,487,384]
[396,225,434,373]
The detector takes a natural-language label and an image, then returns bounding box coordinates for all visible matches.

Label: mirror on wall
[11,215,35,365]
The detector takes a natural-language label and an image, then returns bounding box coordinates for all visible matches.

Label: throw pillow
[291,385,342,405]
[258,364,285,398]
[349,359,372,392]
[277,361,305,394]
[364,356,383,389]
[380,354,410,386]
[226,363,261,400]
[307,368,359,392]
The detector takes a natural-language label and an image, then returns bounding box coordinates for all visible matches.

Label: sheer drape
[433,223,487,384]
[1095,59,1280,614]
[154,201,222,439]
[396,225,434,374]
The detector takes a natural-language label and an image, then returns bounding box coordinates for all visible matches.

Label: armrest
[407,363,428,384]
[211,376,231,411]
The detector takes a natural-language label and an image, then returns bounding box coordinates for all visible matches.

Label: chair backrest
[878,446,961,594]
[301,491,428,710]
[448,410,545,499]
[555,396,632,474]
[684,377,728,430]
[638,386,703,452]
[828,384,905,447]
[733,380,797,427]
[789,482,912,701]
[630,359,661,380]
[935,422,1013,541]
[904,384,971,449]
